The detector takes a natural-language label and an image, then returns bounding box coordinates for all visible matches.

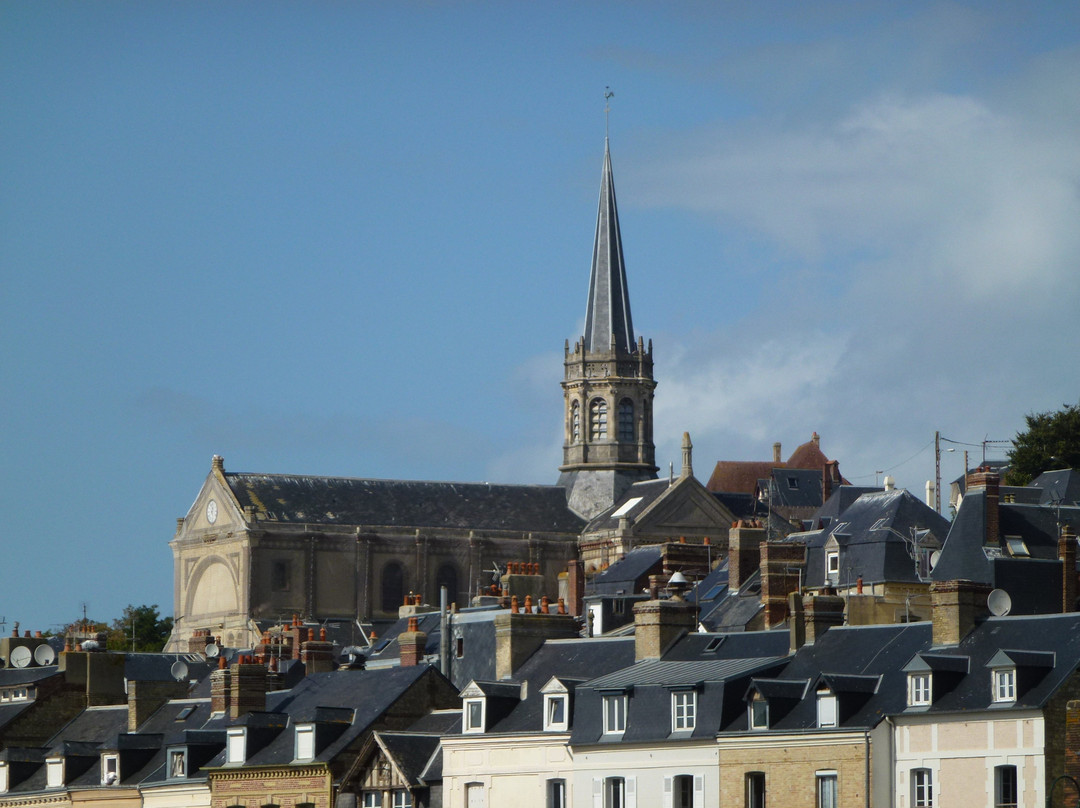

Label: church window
[435,564,458,608]
[571,401,581,443]
[590,398,608,440]
[381,562,405,614]
[618,399,635,441]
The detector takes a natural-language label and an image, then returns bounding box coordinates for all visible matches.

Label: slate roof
[814,486,882,528]
[764,468,825,510]
[584,479,672,532]
[586,547,663,596]
[376,731,442,785]
[1028,468,1080,505]
[224,473,585,534]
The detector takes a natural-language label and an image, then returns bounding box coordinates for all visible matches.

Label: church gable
[631,476,736,539]
[180,455,246,536]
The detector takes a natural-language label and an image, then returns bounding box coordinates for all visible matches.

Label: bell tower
[558,138,658,518]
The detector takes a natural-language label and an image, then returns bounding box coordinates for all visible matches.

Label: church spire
[583,138,635,354]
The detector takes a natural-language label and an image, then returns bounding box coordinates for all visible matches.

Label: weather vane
[604,86,614,139]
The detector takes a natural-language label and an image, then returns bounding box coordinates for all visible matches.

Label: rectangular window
[912,768,933,807]
[602,694,626,734]
[295,725,315,760]
[746,771,766,808]
[817,692,837,727]
[606,777,625,808]
[816,772,837,808]
[101,754,119,785]
[750,696,769,729]
[672,691,696,731]
[226,728,246,764]
[995,765,1018,808]
[46,760,63,789]
[271,560,291,591]
[908,673,931,706]
[547,779,566,808]
[0,762,8,793]
[994,669,1016,702]
[392,791,412,808]
[362,793,383,808]
[826,550,839,580]
[544,694,567,731]
[169,749,186,778]
[466,783,486,808]
[464,699,485,733]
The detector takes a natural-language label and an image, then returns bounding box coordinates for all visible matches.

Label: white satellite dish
[170,660,189,681]
[204,643,220,659]
[34,645,56,666]
[987,588,1012,617]
[9,646,32,668]
[929,550,941,570]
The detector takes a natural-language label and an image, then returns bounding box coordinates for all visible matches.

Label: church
[165,138,736,652]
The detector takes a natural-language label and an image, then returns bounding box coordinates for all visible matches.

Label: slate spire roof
[583,138,635,354]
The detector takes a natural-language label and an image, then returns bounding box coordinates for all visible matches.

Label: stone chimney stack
[399,617,427,667]
[680,433,693,479]
[494,611,579,680]
[930,580,992,646]
[1060,526,1077,613]
[822,460,840,504]
[230,659,267,719]
[804,594,845,644]
[966,466,1000,546]
[210,658,230,714]
[300,628,335,674]
[728,520,766,592]
[773,442,782,464]
[632,586,697,663]
[760,540,806,629]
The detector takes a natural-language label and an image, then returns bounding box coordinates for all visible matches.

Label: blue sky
[3,2,1079,632]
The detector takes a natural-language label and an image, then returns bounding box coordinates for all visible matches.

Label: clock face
[206,499,218,524]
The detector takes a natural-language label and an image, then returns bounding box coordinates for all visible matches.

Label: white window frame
[226,728,246,764]
[602,694,627,735]
[816,770,837,808]
[671,690,696,732]
[908,672,931,706]
[101,753,119,785]
[463,698,486,734]
[544,694,568,731]
[46,758,63,789]
[817,691,838,728]
[362,792,383,808]
[826,550,839,581]
[168,748,186,779]
[993,668,1016,703]
[547,778,566,808]
[295,724,315,760]
[749,694,768,730]
[745,771,766,808]
[995,764,1018,808]
[0,761,8,793]
[392,790,412,808]
[912,768,933,807]
[606,776,625,808]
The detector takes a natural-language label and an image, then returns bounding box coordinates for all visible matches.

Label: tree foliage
[1005,402,1080,486]
[61,604,172,652]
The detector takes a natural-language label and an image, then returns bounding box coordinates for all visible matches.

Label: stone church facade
[166,137,731,652]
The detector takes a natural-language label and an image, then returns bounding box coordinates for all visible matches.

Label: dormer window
[226,728,246,764]
[463,698,485,734]
[817,689,837,728]
[908,673,931,707]
[602,693,627,735]
[101,753,119,785]
[169,749,186,779]
[544,694,568,732]
[0,761,8,793]
[749,693,768,730]
[826,550,839,582]
[787,477,799,490]
[46,758,63,789]
[671,690,696,732]
[295,724,315,760]
[993,668,1016,703]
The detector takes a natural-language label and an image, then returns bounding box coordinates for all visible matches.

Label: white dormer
[101,753,119,785]
[541,677,571,732]
[295,724,316,761]
[226,728,246,764]
[46,757,63,789]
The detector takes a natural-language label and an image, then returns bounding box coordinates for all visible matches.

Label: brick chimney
[728,520,766,592]
[128,679,189,732]
[822,460,840,504]
[930,580,992,646]
[230,659,267,719]
[300,628,335,674]
[1061,526,1077,613]
[210,661,231,714]
[760,540,806,629]
[633,588,697,663]
[566,559,584,617]
[399,617,427,667]
[494,611,579,680]
[966,467,1000,546]
[804,594,845,644]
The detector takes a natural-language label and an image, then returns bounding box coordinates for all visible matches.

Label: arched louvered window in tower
[571,401,581,443]
[590,398,608,441]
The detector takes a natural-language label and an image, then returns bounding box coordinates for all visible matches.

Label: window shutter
[693,775,704,808]
[593,778,602,808]
[625,776,637,808]
[663,776,673,808]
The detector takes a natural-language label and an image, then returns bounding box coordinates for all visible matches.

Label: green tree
[1005,401,1080,486]
[108,604,174,652]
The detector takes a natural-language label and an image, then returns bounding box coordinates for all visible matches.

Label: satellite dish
[170,660,190,681]
[929,550,941,570]
[10,646,32,668]
[80,640,100,652]
[34,645,56,666]
[204,643,220,659]
[988,588,1012,617]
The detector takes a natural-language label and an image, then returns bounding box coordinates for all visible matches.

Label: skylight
[611,497,644,518]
